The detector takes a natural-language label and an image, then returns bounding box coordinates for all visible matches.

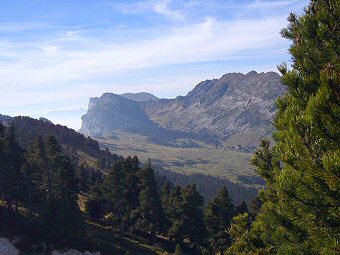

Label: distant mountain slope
[81,71,286,146]
[120,92,158,102]
[142,71,285,140]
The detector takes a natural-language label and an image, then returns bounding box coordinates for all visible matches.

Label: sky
[0,0,309,129]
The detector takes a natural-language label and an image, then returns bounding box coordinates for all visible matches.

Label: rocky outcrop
[0,238,19,255]
[80,93,157,136]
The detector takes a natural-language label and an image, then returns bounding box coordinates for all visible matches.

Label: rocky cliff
[80,71,286,145]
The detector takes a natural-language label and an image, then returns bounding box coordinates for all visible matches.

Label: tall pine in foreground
[227,1,340,254]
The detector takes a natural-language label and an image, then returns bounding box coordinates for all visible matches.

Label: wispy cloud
[0,16,287,88]
[153,0,185,21]
[113,0,185,20]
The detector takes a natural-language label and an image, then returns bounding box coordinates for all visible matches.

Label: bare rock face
[141,71,285,139]
[0,238,19,255]
[80,72,286,145]
[80,93,157,136]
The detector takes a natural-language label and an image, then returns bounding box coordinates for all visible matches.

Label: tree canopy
[227,1,340,254]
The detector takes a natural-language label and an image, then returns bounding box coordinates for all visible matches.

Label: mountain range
[80,71,286,147]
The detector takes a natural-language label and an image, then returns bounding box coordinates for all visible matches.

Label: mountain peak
[246,70,258,76]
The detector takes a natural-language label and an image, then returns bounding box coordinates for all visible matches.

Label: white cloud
[153,0,185,21]
[0,15,289,108]
[0,16,287,81]
[113,0,185,20]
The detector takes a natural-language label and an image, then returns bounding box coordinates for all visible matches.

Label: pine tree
[0,125,24,212]
[167,185,185,242]
[159,180,173,230]
[227,213,253,255]
[181,185,207,249]
[131,162,166,236]
[227,1,340,254]
[204,186,234,253]
[53,153,82,241]
[24,136,47,215]
[102,162,127,231]
[34,136,82,243]
[123,156,141,226]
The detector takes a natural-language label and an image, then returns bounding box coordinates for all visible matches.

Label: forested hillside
[0,123,257,254]
[0,116,256,204]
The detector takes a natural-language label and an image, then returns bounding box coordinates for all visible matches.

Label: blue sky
[0,0,309,129]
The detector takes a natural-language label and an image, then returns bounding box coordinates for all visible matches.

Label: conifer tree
[53,152,82,241]
[123,156,141,226]
[24,136,47,215]
[33,136,82,243]
[181,185,207,249]
[0,125,24,212]
[227,1,340,254]
[102,162,127,231]
[131,162,166,236]
[167,185,185,242]
[204,186,234,253]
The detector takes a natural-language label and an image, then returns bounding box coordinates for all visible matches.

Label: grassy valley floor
[96,130,255,184]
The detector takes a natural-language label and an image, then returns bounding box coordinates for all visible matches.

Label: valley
[96,130,254,183]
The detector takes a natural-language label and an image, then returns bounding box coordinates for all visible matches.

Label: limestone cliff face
[80,93,157,136]
[141,71,285,138]
[80,72,286,144]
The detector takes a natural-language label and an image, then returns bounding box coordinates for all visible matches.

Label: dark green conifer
[204,186,234,253]
[102,162,127,231]
[181,185,207,248]
[131,161,166,236]
[227,1,340,254]
[167,185,185,242]
[0,125,24,212]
